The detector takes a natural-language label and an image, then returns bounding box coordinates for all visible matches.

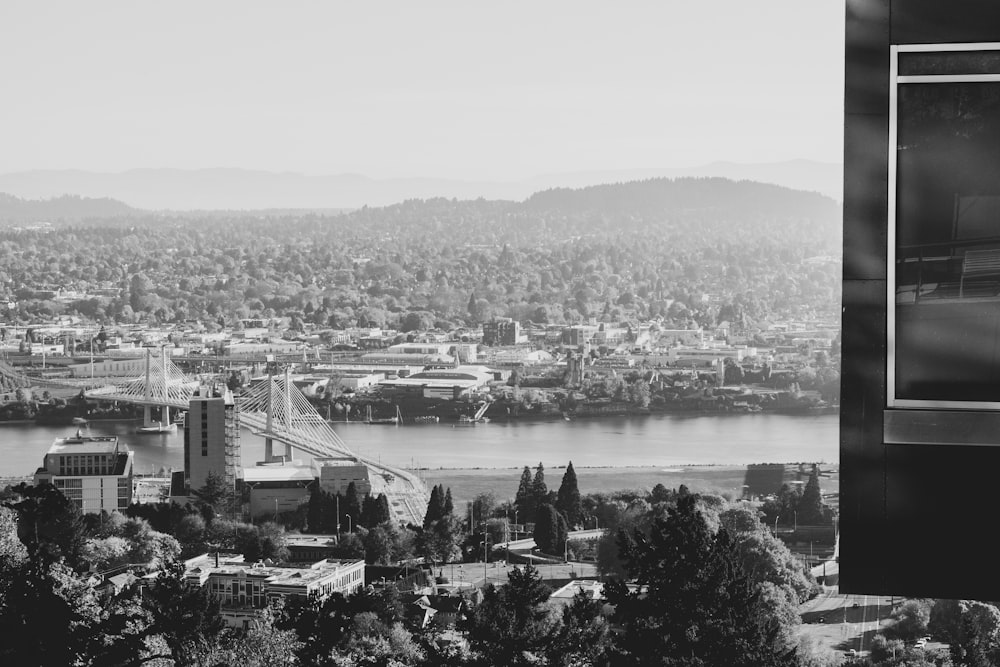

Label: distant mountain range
[0,160,842,212]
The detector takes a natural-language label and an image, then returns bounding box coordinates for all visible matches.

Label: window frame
[887,42,1000,410]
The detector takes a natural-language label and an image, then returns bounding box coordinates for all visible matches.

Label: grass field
[420,463,839,508]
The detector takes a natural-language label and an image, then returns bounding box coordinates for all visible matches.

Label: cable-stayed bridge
[4,352,428,525]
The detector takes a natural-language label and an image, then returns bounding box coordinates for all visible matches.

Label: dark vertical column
[840,0,890,594]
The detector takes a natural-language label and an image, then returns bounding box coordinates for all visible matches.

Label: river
[0,412,838,479]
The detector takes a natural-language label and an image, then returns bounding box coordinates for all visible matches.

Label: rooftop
[48,434,124,455]
[242,464,317,483]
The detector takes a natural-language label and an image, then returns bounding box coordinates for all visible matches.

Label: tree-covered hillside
[0,177,841,329]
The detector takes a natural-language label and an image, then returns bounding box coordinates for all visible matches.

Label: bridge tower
[141,347,172,428]
[262,367,294,463]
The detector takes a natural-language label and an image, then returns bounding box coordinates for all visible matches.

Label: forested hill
[0,177,842,329]
[524,177,837,220]
[0,193,136,222]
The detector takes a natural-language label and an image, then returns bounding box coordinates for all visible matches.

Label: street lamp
[345,513,352,534]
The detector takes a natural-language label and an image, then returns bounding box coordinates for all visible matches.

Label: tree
[603,494,798,666]
[344,482,362,529]
[886,599,932,640]
[424,484,443,529]
[531,462,548,517]
[533,503,568,556]
[191,470,230,515]
[443,487,454,518]
[143,559,227,665]
[0,560,105,667]
[556,461,583,528]
[797,465,826,525]
[235,522,288,563]
[6,482,86,570]
[546,589,612,667]
[465,564,556,666]
[930,599,1000,666]
[514,466,534,524]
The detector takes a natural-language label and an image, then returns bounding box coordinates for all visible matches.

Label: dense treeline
[1,475,829,666]
[0,178,840,330]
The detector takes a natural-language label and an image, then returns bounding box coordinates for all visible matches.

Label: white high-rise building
[34,432,134,513]
[184,386,241,494]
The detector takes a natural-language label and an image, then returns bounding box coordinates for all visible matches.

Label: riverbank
[419,462,840,508]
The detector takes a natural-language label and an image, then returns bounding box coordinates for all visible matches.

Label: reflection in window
[894,65,1000,404]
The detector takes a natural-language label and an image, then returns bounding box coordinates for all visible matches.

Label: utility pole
[482,525,488,587]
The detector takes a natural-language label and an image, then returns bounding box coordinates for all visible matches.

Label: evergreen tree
[424,484,442,529]
[465,564,555,665]
[191,470,230,515]
[306,488,328,534]
[556,461,583,528]
[361,495,379,529]
[443,487,454,518]
[797,465,826,525]
[533,503,568,556]
[604,494,798,666]
[468,291,479,322]
[514,465,534,524]
[531,462,548,520]
[375,494,392,526]
[344,482,361,531]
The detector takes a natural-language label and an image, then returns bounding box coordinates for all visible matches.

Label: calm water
[0,413,838,479]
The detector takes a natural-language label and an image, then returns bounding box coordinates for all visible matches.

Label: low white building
[183,553,365,629]
[377,365,495,400]
[34,433,134,513]
[314,456,373,496]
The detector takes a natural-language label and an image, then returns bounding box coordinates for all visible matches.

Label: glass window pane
[895,80,1000,402]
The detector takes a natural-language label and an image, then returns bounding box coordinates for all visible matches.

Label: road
[799,587,897,659]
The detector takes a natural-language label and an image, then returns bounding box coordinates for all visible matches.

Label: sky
[0,1,845,181]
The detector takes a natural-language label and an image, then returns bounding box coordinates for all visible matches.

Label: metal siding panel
[885,444,1000,599]
[839,279,888,594]
[892,0,1000,44]
[843,113,888,281]
[846,0,890,116]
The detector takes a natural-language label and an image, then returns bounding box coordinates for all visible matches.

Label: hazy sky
[0,1,845,181]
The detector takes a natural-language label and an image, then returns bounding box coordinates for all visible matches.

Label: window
[890,43,1000,408]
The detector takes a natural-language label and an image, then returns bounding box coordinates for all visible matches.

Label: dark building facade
[482,318,520,346]
[843,0,1000,600]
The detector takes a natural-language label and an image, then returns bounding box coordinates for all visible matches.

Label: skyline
[0,1,846,182]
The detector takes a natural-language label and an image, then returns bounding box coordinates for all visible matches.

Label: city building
[314,456,373,496]
[182,553,365,629]
[33,432,134,513]
[184,386,241,494]
[241,463,317,520]
[483,318,521,346]
[377,365,495,399]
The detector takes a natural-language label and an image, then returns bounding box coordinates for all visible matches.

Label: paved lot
[434,560,599,592]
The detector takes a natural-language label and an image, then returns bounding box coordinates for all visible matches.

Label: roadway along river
[0,412,838,479]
